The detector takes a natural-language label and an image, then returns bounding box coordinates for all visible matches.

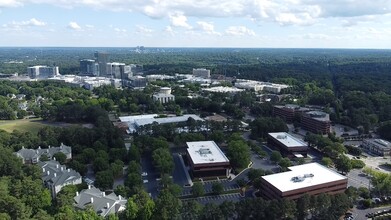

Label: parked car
[141,172,148,177]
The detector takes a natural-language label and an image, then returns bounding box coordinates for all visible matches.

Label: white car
[141,172,148,177]
[143,179,149,183]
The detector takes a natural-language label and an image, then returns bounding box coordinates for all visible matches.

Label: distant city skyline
[0,0,391,48]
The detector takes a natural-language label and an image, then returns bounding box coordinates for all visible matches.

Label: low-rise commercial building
[193,68,211,78]
[120,114,204,133]
[234,79,289,94]
[267,132,308,158]
[186,141,231,178]
[273,104,311,123]
[301,111,331,134]
[362,139,391,156]
[38,160,82,198]
[260,163,348,200]
[74,186,127,218]
[202,86,244,93]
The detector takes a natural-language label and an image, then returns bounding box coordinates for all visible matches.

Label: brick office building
[267,132,308,158]
[186,141,231,178]
[301,111,331,134]
[260,163,347,200]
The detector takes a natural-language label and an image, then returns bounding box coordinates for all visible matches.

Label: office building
[27,65,59,79]
[362,139,391,156]
[267,132,308,158]
[106,62,125,79]
[202,86,244,93]
[193,68,211,78]
[260,163,347,200]
[80,59,99,76]
[119,114,204,133]
[273,104,311,123]
[301,111,331,134]
[186,141,231,178]
[234,79,289,94]
[94,52,109,76]
[130,76,147,88]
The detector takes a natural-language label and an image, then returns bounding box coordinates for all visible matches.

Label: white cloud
[1,0,391,27]
[0,0,23,7]
[169,12,192,29]
[136,25,153,34]
[196,21,213,32]
[2,18,46,31]
[225,26,255,36]
[67,22,81,30]
[85,24,94,29]
[114,27,127,32]
[196,21,221,35]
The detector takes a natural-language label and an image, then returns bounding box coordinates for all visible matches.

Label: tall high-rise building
[106,62,125,79]
[27,66,59,79]
[80,59,99,76]
[94,52,109,76]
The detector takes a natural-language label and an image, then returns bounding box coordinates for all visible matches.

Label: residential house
[74,186,127,217]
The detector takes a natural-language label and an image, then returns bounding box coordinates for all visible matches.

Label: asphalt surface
[347,169,371,189]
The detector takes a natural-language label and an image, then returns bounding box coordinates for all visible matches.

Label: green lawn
[0,118,48,134]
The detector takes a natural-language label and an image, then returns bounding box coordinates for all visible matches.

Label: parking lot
[182,193,243,205]
[347,169,370,189]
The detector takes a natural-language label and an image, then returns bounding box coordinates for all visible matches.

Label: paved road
[352,205,391,220]
[141,156,160,198]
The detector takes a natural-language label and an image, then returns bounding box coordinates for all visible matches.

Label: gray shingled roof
[74,186,127,217]
[38,160,81,188]
[15,143,72,162]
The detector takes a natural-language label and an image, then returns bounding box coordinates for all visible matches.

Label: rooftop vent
[276,135,287,139]
[197,148,212,157]
[291,173,314,182]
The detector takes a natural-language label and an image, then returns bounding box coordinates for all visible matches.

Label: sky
[0,0,391,48]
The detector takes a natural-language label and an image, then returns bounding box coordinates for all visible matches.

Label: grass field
[0,118,48,134]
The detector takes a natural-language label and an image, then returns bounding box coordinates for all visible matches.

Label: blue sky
[1,0,391,48]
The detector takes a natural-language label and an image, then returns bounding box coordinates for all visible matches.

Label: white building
[153,87,175,104]
[202,86,244,94]
[120,114,204,133]
[362,139,391,156]
[261,163,348,200]
[38,160,82,198]
[193,68,211,78]
[74,186,127,218]
[27,66,59,79]
[235,79,289,93]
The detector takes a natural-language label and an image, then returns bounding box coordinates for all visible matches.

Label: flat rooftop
[304,111,330,122]
[262,163,347,193]
[268,132,307,148]
[366,139,391,149]
[135,114,203,127]
[187,141,229,165]
[119,114,158,123]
